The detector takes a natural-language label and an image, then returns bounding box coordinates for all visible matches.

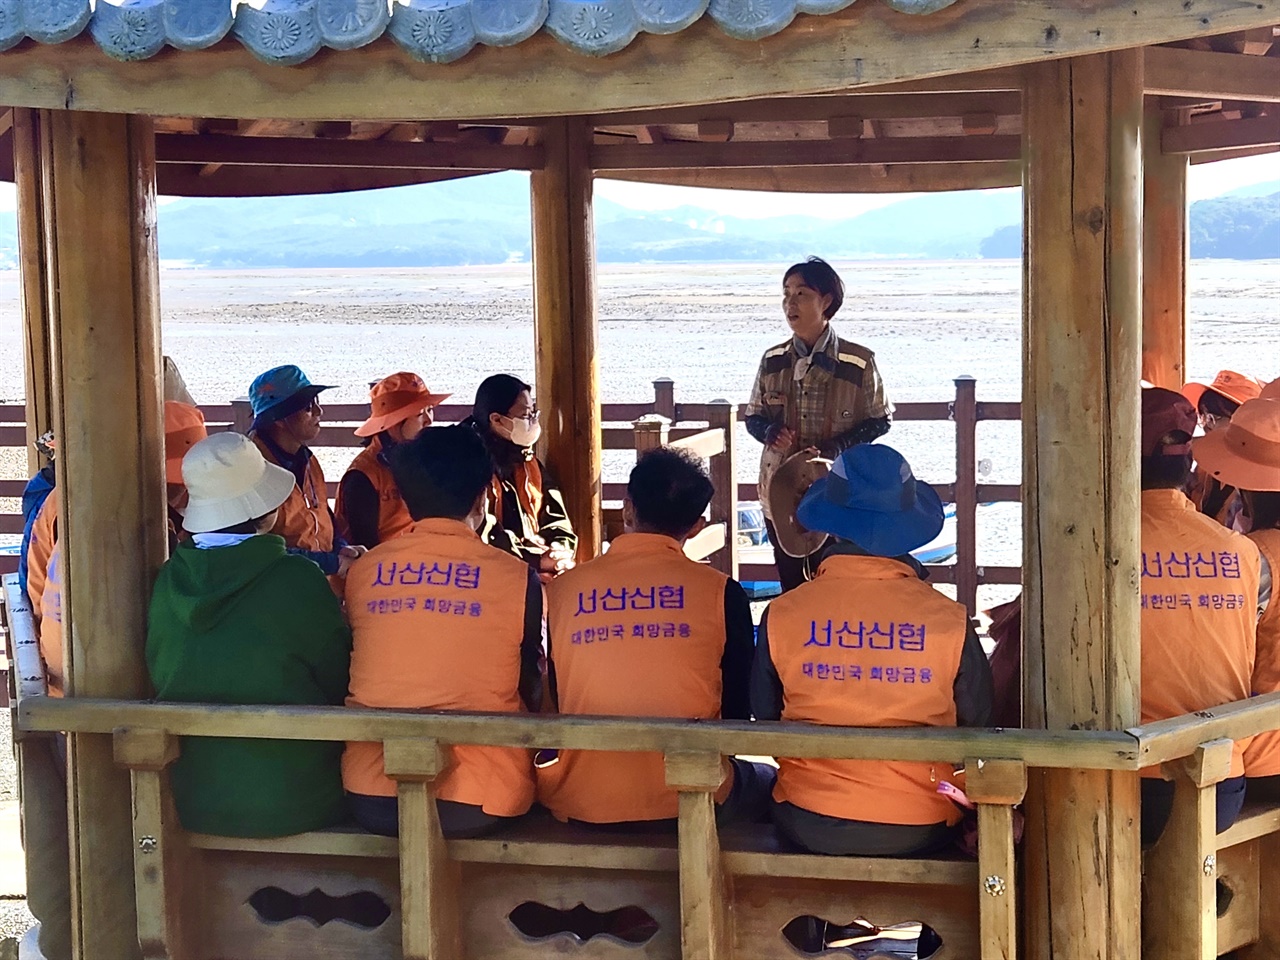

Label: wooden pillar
[1021,52,1144,960]
[13,108,53,476]
[1142,103,1189,390]
[531,117,602,559]
[44,110,166,960]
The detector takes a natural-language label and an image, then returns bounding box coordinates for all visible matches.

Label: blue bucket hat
[796,444,944,558]
[249,365,335,424]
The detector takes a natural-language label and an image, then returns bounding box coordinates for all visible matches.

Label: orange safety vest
[342,518,535,815]
[253,435,334,553]
[1140,489,1260,779]
[26,495,57,617]
[540,533,731,823]
[335,436,413,545]
[767,554,967,827]
[40,540,64,697]
[1245,528,1280,777]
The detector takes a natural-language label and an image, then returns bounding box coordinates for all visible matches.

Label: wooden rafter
[590,135,1021,170]
[199,116,275,177]
[603,160,1023,193]
[1145,46,1280,103]
[156,134,544,171]
[1163,113,1280,154]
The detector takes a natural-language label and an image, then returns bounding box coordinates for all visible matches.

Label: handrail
[1127,690,1280,767]
[20,696,1140,769]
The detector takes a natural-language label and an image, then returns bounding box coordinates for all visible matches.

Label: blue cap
[796,444,944,558]
[248,365,335,422]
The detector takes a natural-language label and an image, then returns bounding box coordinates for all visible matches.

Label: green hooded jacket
[146,535,352,837]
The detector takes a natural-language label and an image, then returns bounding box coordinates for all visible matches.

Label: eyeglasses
[512,407,539,424]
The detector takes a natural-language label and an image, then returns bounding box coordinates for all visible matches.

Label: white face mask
[499,413,542,448]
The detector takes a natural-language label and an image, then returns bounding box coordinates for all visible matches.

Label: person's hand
[768,426,797,451]
[539,549,575,581]
[336,544,368,577]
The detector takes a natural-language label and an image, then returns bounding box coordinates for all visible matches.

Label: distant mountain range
[0,172,1273,268]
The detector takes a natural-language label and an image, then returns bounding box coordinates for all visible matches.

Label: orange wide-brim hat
[1192,398,1280,493]
[1181,369,1264,410]
[165,401,208,485]
[355,371,451,438]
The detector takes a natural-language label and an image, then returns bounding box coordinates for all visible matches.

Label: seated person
[1182,370,1263,530]
[247,364,364,576]
[1191,397,1279,801]
[540,448,774,828]
[1139,387,1260,844]
[146,432,352,838]
[343,425,542,838]
[465,374,577,582]
[164,400,208,549]
[751,444,993,856]
[336,372,450,548]
[18,431,55,601]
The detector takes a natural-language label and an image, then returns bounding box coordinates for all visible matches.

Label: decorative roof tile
[51,0,962,64]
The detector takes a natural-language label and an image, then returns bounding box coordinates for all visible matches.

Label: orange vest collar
[406,517,482,540]
[1142,488,1195,514]
[604,532,686,558]
[815,553,917,582]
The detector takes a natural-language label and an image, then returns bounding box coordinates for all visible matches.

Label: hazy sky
[0,150,1272,217]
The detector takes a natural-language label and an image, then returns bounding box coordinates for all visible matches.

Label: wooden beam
[1162,113,1280,154]
[827,115,864,139]
[531,118,601,561]
[1188,143,1280,164]
[198,116,274,178]
[0,2,1277,121]
[13,108,52,476]
[962,111,999,135]
[44,108,167,960]
[602,160,1023,193]
[1146,45,1280,103]
[1021,52,1144,960]
[156,164,493,198]
[696,119,734,142]
[591,135,1021,170]
[157,133,544,171]
[1143,102,1189,390]
[635,125,665,145]
[1232,27,1276,56]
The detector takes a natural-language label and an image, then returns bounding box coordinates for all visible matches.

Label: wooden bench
[1142,739,1280,960]
[112,729,1027,960]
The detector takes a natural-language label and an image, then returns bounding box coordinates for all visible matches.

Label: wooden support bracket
[967,760,1025,960]
[666,751,729,960]
[384,738,462,960]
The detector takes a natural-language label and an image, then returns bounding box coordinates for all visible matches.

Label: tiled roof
[1,0,959,66]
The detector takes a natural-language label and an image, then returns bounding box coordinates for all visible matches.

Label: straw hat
[1261,379,1280,401]
[1192,399,1280,493]
[181,432,297,533]
[1181,370,1264,410]
[797,444,944,558]
[766,451,831,558]
[164,401,207,485]
[355,372,451,438]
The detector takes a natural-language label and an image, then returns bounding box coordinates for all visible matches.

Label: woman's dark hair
[468,374,532,477]
[627,448,714,539]
[1198,390,1239,420]
[389,425,495,521]
[783,256,844,320]
[1247,491,1280,531]
[1140,452,1192,491]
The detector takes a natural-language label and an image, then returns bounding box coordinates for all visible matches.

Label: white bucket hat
[181,432,297,534]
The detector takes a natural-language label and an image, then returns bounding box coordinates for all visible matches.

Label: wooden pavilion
[0,1,1279,958]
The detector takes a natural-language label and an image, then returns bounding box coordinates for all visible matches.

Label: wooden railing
[0,376,1022,611]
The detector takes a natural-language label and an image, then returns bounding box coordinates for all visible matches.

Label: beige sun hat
[766,450,832,558]
[181,432,297,534]
[1192,398,1280,494]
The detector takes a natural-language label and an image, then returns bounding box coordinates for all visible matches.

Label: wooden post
[1142,102,1189,390]
[967,759,1028,960]
[532,117,601,561]
[953,376,978,616]
[1021,51,1144,960]
[653,377,676,420]
[633,414,670,454]
[44,109,166,960]
[666,752,729,960]
[230,397,254,435]
[707,400,739,578]
[13,108,53,476]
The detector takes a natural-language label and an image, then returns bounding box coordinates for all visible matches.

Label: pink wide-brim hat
[1192,398,1280,493]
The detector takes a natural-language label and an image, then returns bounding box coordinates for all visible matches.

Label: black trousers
[348,792,517,839]
[1140,775,1246,847]
[771,800,957,857]
[765,519,822,593]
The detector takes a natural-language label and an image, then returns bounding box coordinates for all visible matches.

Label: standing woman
[336,372,451,549]
[744,257,893,591]
[467,374,577,582]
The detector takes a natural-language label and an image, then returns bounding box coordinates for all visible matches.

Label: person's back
[541,448,762,825]
[1138,387,1260,844]
[342,425,542,837]
[146,432,352,838]
[752,444,991,856]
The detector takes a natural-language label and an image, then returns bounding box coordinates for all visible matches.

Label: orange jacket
[1245,528,1280,777]
[40,540,64,697]
[25,495,57,618]
[765,554,968,827]
[540,534,732,823]
[342,519,538,816]
[252,434,334,553]
[1140,489,1260,778]
[334,436,412,548]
